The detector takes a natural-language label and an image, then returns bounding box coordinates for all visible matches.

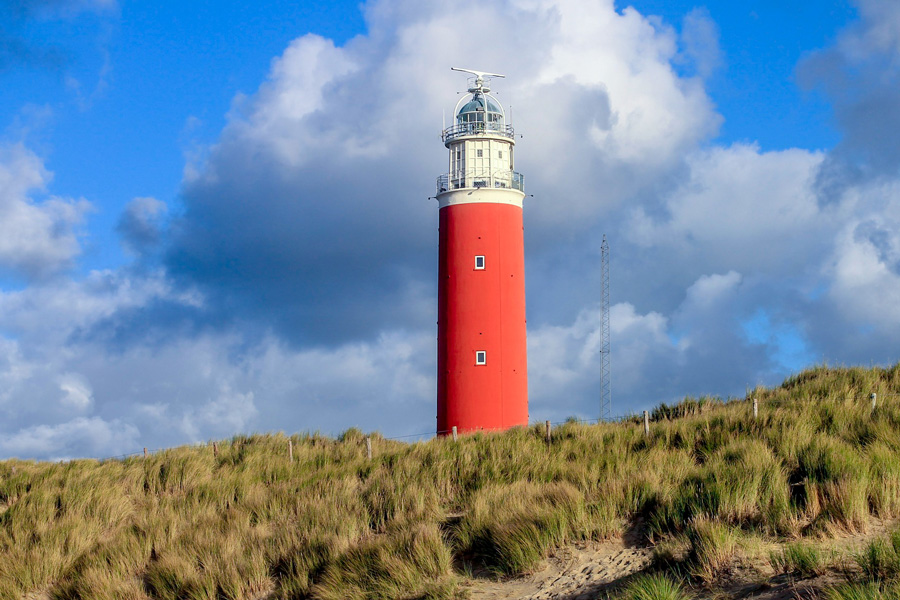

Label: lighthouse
[435,68,528,435]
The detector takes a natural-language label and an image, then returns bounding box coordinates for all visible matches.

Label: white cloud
[0,269,439,458]
[0,143,90,279]
[0,269,174,344]
[215,34,358,171]
[0,417,138,460]
[682,271,742,311]
[4,0,900,459]
[179,386,258,441]
[528,301,680,419]
[826,181,900,329]
[524,0,718,170]
[625,144,826,275]
[680,7,722,79]
[59,372,93,410]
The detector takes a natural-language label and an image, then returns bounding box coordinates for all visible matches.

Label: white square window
[476,351,486,365]
[475,255,485,270]
[498,150,503,158]
[476,149,483,157]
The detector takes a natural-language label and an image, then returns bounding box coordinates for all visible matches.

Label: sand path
[465,535,653,600]
[464,520,897,600]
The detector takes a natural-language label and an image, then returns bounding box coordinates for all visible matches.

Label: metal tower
[600,235,611,421]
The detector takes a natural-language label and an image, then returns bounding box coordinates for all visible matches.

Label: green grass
[685,517,738,584]
[619,573,692,600]
[827,582,900,600]
[854,529,900,582]
[769,542,829,577]
[454,481,584,575]
[0,363,899,598]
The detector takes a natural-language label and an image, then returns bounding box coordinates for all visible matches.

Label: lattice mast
[600,235,611,421]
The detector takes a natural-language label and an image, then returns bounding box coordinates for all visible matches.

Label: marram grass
[827,582,900,600]
[853,528,900,582]
[769,542,830,578]
[0,364,899,598]
[620,572,691,600]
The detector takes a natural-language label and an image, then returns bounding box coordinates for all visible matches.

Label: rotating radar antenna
[449,67,508,122]
[450,67,505,93]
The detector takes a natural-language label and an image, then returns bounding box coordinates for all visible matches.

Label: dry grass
[0,364,899,598]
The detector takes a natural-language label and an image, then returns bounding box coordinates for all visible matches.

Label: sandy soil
[465,540,653,600]
[463,521,896,600]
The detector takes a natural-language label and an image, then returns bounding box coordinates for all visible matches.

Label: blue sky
[635,0,856,149]
[2,0,853,276]
[2,0,899,459]
[3,0,367,273]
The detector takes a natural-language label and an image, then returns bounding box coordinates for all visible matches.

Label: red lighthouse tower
[436,68,528,434]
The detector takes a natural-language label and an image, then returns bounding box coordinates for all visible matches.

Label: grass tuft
[827,582,900,600]
[685,517,738,584]
[769,542,829,577]
[619,572,692,600]
[854,529,900,582]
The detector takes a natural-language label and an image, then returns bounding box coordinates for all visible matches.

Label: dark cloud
[798,0,900,202]
[166,138,438,345]
[162,1,719,348]
[854,219,900,275]
[117,197,167,256]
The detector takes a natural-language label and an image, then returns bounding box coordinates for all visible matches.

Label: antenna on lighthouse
[450,67,505,93]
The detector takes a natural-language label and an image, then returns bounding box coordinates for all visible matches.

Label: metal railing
[436,170,525,195]
[442,122,515,142]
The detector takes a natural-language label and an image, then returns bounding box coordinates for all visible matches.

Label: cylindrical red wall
[437,201,528,434]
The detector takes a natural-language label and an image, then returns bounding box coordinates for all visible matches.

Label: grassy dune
[1,364,900,599]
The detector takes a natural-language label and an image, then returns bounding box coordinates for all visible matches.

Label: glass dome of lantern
[442,68,515,142]
[457,92,504,126]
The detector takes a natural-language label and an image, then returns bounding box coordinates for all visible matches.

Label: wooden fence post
[871,392,877,412]
[451,426,458,442]
[752,398,759,420]
[143,447,148,458]
[288,439,293,464]
[212,442,218,458]
[545,420,552,444]
[366,436,372,460]
[643,411,650,437]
